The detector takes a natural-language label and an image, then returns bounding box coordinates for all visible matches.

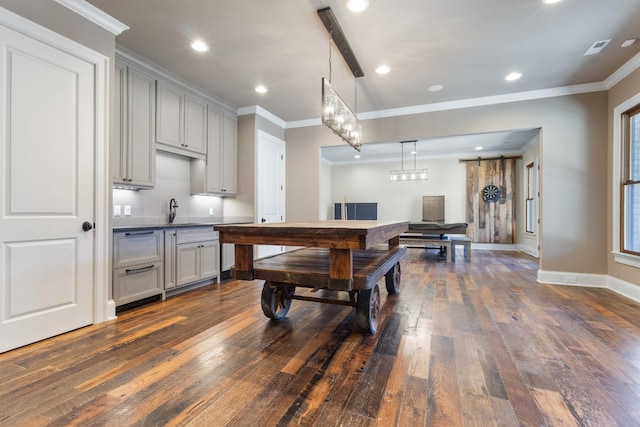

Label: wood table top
[214,220,409,250]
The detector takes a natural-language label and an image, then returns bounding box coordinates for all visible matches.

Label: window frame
[621,104,640,256]
[525,162,535,234]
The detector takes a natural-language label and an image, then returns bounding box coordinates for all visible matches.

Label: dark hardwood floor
[2,248,640,426]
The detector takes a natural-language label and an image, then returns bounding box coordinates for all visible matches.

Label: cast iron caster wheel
[355,284,381,334]
[261,281,295,320]
[385,262,401,295]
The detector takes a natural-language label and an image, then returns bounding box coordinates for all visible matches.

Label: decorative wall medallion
[482,184,500,202]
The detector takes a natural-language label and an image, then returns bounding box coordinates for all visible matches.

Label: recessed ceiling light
[584,39,611,56]
[542,0,562,4]
[375,65,390,75]
[346,0,369,12]
[428,84,444,92]
[475,146,483,150]
[621,39,636,48]
[255,85,268,94]
[354,154,361,159]
[505,72,522,81]
[191,40,209,52]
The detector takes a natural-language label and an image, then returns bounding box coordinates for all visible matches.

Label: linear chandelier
[318,7,363,151]
[390,140,428,181]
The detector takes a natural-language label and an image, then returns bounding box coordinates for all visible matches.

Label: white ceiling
[86,0,640,161]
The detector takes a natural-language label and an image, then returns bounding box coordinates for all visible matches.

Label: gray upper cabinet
[191,107,237,196]
[221,113,237,195]
[156,79,207,158]
[113,57,155,188]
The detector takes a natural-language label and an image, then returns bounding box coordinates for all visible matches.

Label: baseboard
[516,244,539,258]
[472,243,518,251]
[106,299,117,321]
[608,276,640,303]
[537,270,640,303]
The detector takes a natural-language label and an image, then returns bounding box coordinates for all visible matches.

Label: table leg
[329,248,353,290]
[234,244,255,280]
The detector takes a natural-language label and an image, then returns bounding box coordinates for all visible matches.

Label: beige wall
[607,67,640,286]
[328,158,467,223]
[286,92,609,274]
[224,113,286,220]
[516,136,540,256]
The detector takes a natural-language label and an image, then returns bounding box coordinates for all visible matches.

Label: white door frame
[0,7,113,323]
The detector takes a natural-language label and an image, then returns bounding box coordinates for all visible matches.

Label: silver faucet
[169,198,179,223]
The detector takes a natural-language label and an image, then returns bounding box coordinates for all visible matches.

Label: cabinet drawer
[113,263,163,306]
[176,227,218,244]
[113,230,163,268]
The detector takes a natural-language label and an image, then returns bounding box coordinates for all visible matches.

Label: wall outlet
[209,208,214,216]
[124,205,132,216]
[113,205,121,217]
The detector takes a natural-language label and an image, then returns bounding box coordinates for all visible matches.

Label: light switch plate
[209,208,214,216]
[124,205,131,216]
[113,205,121,217]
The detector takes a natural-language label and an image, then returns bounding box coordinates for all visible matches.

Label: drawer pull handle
[125,264,155,274]
[124,231,154,236]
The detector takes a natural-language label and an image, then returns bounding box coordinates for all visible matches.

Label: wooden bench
[450,236,471,262]
[399,234,451,262]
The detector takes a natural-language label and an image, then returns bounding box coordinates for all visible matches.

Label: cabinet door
[113,61,126,184]
[113,263,163,306]
[184,95,207,155]
[127,65,155,187]
[199,241,219,280]
[113,230,163,268]
[156,80,184,148]
[176,242,200,286]
[205,107,223,193]
[164,230,177,289]
[222,113,237,194]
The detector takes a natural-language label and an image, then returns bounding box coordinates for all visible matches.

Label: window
[526,162,535,233]
[622,105,640,255]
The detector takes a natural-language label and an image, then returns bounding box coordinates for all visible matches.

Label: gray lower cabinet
[165,227,219,291]
[113,230,164,306]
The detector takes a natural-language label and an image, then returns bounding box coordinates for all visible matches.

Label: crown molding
[116,46,235,114]
[287,117,322,129]
[54,0,128,35]
[281,83,606,130]
[237,105,286,129]
[604,50,640,89]
[359,82,606,121]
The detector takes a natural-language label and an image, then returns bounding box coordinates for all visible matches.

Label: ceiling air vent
[584,39,611,56]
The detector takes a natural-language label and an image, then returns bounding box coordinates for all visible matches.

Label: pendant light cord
[328,29,333,84]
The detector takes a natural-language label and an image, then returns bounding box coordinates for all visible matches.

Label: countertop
[113,220,251,233]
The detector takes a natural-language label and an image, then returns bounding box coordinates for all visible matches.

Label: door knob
[261,218,266,223]
[82,221,93,232]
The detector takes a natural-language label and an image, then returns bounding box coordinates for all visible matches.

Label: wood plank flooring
[2,248,640,426]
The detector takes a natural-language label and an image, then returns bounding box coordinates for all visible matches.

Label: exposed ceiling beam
[317,7,364,78]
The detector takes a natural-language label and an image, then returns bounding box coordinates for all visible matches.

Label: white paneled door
[0,24,95,352]
[256,131,285,259]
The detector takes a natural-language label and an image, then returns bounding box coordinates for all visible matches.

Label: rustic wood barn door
[466,158,516,243]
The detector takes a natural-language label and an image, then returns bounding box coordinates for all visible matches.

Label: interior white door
[0,24,95,352]
[256,131,286,259]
